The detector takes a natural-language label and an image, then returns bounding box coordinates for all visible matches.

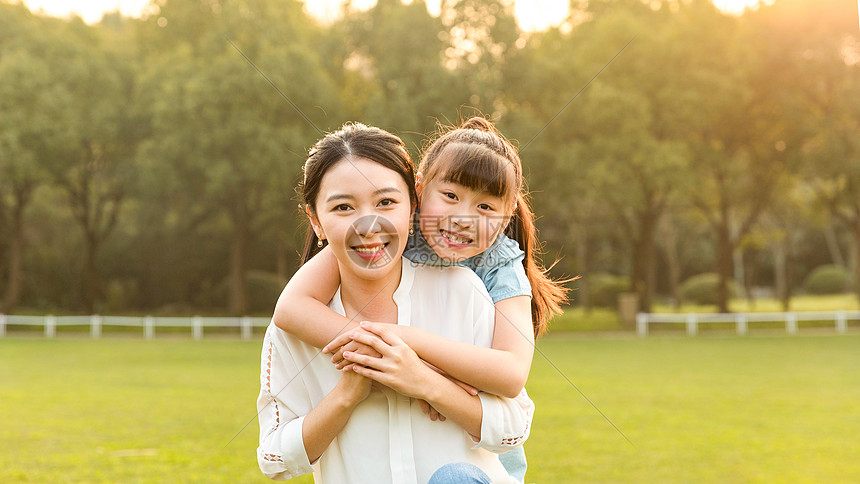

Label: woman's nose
[355,214,383,236]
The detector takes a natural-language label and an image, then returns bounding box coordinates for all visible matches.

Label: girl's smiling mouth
[440,229,473,247]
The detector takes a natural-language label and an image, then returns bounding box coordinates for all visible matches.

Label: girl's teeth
[443,231,470,244]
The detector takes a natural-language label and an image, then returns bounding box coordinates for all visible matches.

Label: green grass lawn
[2,335,859,483]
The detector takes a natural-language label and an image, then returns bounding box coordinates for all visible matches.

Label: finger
[454,379,479,396]
[351,363,390,386]
[348,332,393,357]
[343,350,383,370]
[323,332,353,354]
[418,399,431,415]
[358,321,406,347]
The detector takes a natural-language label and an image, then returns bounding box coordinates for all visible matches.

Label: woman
[257,123,532,483]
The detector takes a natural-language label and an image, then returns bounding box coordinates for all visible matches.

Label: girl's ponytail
[507,191,573,337]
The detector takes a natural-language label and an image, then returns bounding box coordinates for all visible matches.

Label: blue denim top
[403,227,532,303]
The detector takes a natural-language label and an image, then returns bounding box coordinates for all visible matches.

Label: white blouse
[257,259,534,483]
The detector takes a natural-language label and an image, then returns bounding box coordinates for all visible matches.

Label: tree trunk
[574,226,590,313]
[229,221,251,316]
[824,222,845,268]
[853,219,860,306]
[83,236,100,314]
[716,222,733,313]
[773,241,790,311]
[660,215,682,309]
[2,224,23,313]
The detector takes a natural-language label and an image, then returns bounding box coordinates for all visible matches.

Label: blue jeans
[427,463,491,484]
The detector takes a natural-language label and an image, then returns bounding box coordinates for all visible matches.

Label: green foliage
[803,265,853,295]
[2,0,860,314]
[587,272,630,308]
[679,273,740,306]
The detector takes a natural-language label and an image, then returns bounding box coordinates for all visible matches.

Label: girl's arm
[344,322,535,451]
[326,296,534,399]
[272,246,357,348]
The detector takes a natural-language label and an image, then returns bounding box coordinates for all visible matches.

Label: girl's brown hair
[420,117,570,337]
[299,122,417,264]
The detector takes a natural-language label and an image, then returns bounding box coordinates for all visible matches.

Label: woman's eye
[334,204,352,211]
[378,198,396,207]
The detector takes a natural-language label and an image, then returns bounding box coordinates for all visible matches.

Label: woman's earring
[317,238,324,248]
[409,224,414,236]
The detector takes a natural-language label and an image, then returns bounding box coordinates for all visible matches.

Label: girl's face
[417,175,511,263]
[308,157,413,281]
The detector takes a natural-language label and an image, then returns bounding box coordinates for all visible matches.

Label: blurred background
[1,0,858,322]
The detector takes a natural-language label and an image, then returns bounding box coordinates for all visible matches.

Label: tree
[137,0,335,315]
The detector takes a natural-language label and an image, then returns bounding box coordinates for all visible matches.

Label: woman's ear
[305,205,324,240]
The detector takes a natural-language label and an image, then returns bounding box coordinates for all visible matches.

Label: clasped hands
[322,321,478,422]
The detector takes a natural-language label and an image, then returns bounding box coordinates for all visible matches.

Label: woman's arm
[300,371,371,463]
[257,327,371,479]
[326,296,534,398]
[272,246,357,348]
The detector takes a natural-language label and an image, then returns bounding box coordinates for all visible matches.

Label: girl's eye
[478,203,494,211]
[443,192,458,201]
[378,198,396,207]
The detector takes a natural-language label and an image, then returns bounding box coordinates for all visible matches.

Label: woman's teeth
[353,243,386,253]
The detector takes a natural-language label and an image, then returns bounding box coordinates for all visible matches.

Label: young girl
[273,117,568,482]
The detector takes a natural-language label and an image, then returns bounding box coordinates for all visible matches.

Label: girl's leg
[427,462,491,484]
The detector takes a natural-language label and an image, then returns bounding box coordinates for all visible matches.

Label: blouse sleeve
[473,388,535,453]
[256,325,315,480]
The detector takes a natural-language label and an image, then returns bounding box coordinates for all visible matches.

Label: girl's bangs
[434,144,514,199]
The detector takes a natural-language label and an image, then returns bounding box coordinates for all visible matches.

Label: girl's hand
[417,399,446,422]
[341,322,437,400]
[323,323,383,366]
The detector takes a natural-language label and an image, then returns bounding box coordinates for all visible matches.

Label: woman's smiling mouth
[351,242,390,260]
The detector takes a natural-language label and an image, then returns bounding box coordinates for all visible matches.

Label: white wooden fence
[636,310,860,337]
[0,314,271,340]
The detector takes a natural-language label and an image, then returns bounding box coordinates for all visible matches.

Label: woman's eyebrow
[325,187,402,203]
[325,193,354,203]
[374,187,403,195]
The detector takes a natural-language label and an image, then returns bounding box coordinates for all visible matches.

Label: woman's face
[309,157,412,281]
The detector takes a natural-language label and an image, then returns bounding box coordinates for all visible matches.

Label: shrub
[803,265,853,295]
[679,273,739,306]
[587,273,631,308]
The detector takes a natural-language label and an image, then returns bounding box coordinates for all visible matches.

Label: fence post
[144,316,154,340]
[91,315,102,339]
[0,314,5,337]
[686,313,698,336]
[735,313,748,336]
[45,315,56,338]
[636,313,648,337]
[786,312,797,335]
[241,317,252,341]
[836,311,847,334]
[192,316,202,341]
